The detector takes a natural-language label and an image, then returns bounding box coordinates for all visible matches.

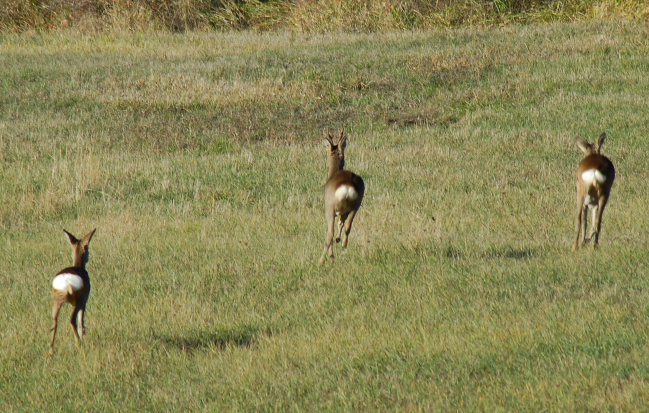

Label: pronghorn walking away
[572,133,615,251]
[49,229,96,356]
[319,128,365,264]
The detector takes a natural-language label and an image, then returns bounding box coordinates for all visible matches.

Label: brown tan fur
[319,128,365,264]
[49,229,96,356]
[572,133,615,251]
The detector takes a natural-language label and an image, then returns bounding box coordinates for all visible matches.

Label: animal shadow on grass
[483,246,537,260]
[155,325,266,352]
[444,244,537,260]
[445,245,465,259]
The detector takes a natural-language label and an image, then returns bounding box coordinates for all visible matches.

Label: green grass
[2,21,649,410]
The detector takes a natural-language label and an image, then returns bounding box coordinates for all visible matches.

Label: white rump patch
[581,169,606,184]
[335,185,358,202]
[52,273,84,292]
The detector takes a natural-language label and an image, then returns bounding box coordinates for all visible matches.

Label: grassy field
[2,21,649,410]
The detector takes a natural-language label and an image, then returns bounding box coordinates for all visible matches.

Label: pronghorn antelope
[572,133,615,251]
[319,128,365,264]
[49,229,96,356]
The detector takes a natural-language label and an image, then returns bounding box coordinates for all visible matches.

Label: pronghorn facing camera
[319,128,365,264]
[572,133,615,251]
[49,228,96,356]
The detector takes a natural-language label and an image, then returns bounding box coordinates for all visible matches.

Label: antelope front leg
[70,307,82,346]
[336,213,349,243]
[76,307,86,341]
[580,205,588,245]
[593,196,609,248]
[587,206,598,242]
[319,213,336,264]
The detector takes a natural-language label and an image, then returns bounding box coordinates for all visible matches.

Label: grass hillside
[1,21,649,410]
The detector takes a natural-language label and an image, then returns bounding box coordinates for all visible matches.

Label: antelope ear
[63,229,79,245]
[595,132,606,152]
[574,137,591,154]
[81,229,96,247]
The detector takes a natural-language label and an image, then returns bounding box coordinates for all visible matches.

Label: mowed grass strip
[1,22,649,410]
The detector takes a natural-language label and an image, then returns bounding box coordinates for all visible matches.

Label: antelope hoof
[335,237,341,243]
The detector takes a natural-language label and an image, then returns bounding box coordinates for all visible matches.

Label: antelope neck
[72,253,85,268]
[328,155,344,177]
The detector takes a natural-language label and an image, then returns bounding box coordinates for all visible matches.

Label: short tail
[594,174,604,194]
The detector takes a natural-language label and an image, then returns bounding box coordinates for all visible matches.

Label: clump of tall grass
[0,0,211,32]
[1,0,648,32]
[0,0,291,32]
[286,0,649,30]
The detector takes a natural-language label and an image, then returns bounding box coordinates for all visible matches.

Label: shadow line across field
[154,325,268,351]
[445,244,538,260]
